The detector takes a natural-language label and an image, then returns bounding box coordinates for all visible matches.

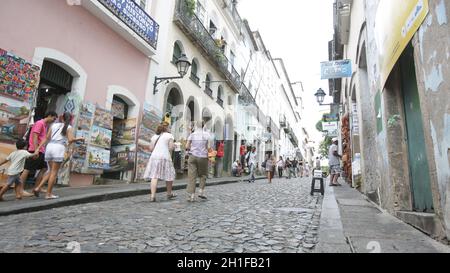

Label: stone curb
[0,177,266,217]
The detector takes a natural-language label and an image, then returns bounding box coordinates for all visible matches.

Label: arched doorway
[164,85,184,141]
[223,114,234,174]
[35,60,74,121]
[213,118,224,177]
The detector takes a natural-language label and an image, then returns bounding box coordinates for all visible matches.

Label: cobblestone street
[0,177,323,253]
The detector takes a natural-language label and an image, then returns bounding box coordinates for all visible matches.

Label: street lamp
[314,88,342,106]
[154,54,191,95]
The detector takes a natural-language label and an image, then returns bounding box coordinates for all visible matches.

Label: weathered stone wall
[412,0,450,239]
[343,0,449,239]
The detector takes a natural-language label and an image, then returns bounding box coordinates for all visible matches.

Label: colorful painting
[87,146,110,169]
[90,125,112,149]
[0,49,40,145]
[0,48,40,102]
[109,144,136,172]
[71,158,85,173]
[72,131,88,159]
[94,107,113,130]
[137,139,152,154]
[111,100,126,119]
[112,118,137,145]
[136,152,151,181]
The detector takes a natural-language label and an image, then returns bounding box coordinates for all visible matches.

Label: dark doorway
[35,60,73,121]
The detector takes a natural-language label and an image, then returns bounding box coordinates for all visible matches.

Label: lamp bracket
[153,75,184,95]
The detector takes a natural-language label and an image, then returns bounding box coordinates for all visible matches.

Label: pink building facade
[0,0,158,186]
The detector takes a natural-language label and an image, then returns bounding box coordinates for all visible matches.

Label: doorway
[399,43,434,212]
[35,60,73,121]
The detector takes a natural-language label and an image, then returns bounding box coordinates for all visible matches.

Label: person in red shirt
[239,143,246,168]
[19,111,58,197]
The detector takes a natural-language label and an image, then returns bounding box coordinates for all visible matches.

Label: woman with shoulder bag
[143,122,177,202]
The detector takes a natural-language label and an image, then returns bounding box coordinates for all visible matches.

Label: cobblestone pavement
[0,177,323,253]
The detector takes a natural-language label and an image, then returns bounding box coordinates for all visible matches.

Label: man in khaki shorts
[186,121,211,202]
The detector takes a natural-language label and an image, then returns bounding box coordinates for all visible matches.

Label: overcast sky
[238,0,335,148]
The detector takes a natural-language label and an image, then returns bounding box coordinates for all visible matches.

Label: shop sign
[322,121,338,132]
[321,60,352,80]
[375,0,429,88]
[98,0,159,49]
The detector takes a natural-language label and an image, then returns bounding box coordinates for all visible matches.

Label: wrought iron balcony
[217,97,224,108]
[174,0,241,92]
[190,72,200,86]
[279,114,287,128]
[205,87,213,98]
[238,83,255,106]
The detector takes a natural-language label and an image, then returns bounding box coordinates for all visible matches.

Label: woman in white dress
[33,112,84,199]
[144,122,176,202]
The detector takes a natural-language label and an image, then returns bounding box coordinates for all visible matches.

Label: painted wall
[341,0,449,239]
[413,0,450,239]
[0,0,150,107]
[0,0,151,186]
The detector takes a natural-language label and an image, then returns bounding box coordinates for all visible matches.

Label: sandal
[167,193,177,200]
[150,196,156,202]
[45,195,59,200]
[32,189,40,197]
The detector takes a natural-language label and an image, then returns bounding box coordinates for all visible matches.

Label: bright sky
[238,0,335,149]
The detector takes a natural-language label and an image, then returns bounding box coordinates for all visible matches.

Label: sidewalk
[0,175,265,217]
[315,179,450,253]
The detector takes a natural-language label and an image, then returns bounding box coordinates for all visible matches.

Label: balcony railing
[174,0,241,92]
[217,97,224,108]
[279,115,287,128]
[205,87,213,98]
[190,72,200,86]
[97,0,159,49]
[238,83,255,106]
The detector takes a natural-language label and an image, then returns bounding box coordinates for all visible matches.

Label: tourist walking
[266,155,276,183]
[186,121,211,202]
[0,140,38,200]
[246,147,257,183]
[33,112,84,199]
[143,122,177,202]
[328,137,342,186]
[20,111,58,197]
[277,156,284,178]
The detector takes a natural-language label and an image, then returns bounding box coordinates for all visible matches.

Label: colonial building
[330,0,449,240]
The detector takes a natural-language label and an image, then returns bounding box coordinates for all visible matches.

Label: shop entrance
[34,60,73,121]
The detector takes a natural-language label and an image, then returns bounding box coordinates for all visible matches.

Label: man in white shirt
[328,138,342,186]
[186,121,211,202]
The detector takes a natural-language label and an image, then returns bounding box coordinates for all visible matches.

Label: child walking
[0,140,37,201]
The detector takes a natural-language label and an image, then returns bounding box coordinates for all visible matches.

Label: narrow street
[0,177,322,253]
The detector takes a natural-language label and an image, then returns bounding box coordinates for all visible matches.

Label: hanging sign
[321,60,352,79]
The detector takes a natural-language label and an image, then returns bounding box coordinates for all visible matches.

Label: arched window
[172,42,182,63]
[217,85,224,107]
[190,59,200,86]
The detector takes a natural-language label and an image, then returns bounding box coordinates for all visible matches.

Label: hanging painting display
[111,100,126,119]
[112,118,136,145]
[0,48,40,145]
[93,107,113,130]
[87,145,110,169]
[135,103,162,180]
[90,125,112,149]
[109,144,136,172]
